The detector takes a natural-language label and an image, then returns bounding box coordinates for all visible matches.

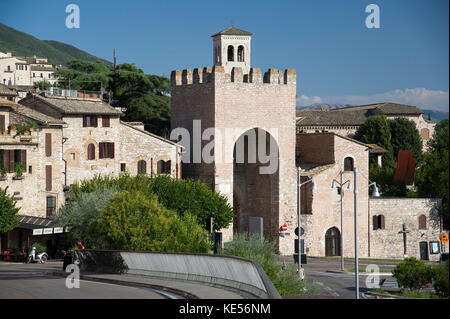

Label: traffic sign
[281,225,288,232]
[294,227,304,236]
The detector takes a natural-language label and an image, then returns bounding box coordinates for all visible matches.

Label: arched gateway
[170,27,297,254]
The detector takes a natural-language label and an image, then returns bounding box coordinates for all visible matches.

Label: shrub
[93,190,210,253]
[53,187,119,248]
[392,257,432,291]
[223,233,280,280]
[432,261,449,297]
[71,174,235,231]
[272,263,317,296]
[223,233,316,296]
[30,242,46,253]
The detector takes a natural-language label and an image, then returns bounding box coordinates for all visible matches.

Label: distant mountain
[297,103,448,123]
[0,23,112,66]
[296,103,355,110]
[421,109,449,123]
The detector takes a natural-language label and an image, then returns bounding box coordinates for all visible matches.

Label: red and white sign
[281,225,288,232]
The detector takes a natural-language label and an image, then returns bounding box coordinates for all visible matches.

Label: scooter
[25,247,48,264]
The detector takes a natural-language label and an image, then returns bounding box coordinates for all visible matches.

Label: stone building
[296,102,436,151]
[0,93,181,254]
[171,27,445,259]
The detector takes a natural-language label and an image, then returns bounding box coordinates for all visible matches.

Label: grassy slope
[0,23,111,66]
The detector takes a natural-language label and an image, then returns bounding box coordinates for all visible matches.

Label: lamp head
[331,180,336,189]
[312,178,317,190]
[371,185,380,197]
[346,182,352,190]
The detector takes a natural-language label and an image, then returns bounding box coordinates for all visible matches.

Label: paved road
[0,262,181,299]
[282,256,403,299]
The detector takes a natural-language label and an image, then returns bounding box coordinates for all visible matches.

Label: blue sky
[1,0,448,111]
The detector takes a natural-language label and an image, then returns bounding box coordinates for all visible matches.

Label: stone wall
[298,134,370,258]
[369,197,442,261]
[171,66,297,253]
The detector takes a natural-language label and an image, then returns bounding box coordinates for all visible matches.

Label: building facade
[0,94,181,255]
[296,103,436,151]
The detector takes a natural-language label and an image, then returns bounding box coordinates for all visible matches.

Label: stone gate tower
[171,27,297,254]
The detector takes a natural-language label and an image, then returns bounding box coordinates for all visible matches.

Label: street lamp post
[296,167,316,278]
[353,167,380,299]
[331,171,352,271]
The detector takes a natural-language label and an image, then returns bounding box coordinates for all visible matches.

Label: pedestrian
[76,240,85,250]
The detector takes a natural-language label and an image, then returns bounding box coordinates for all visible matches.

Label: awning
[17,215,69,235]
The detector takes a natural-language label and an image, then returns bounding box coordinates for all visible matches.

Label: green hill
[0,22,111,66]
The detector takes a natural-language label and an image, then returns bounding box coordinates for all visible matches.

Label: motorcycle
[25,246,48,264]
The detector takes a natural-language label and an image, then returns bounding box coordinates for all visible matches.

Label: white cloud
[298,88,449,112]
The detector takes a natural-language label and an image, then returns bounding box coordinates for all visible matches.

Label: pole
[340,170,344,271]
[297,167,302,273]
[353,167,359,299]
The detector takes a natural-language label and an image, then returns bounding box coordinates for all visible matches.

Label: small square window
[28,166,32,174]
[120,163,126,172]
[71,153,76,160]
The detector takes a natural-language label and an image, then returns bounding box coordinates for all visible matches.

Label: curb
[365,290,412,299]
[45,271,199,299]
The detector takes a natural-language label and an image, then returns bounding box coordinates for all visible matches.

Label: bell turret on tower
[212,27,252,74]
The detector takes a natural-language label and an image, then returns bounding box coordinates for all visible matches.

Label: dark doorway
[325,227,341,256]
[419,241,429,260]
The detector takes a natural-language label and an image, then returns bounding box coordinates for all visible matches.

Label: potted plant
[30,122,37,132]
[0,166,6,181]
[9,124,17,135]
[13,162,24,180]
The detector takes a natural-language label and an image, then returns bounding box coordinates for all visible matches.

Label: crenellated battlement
[171,66,296,87]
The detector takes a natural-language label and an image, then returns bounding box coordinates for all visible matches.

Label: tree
[93,190,210,253]
[0,186,20,251]
[354,115,396,169]
[53,60,171,135]
[388,117,423,165]
[52,187,119,248]
[415,119,449,228]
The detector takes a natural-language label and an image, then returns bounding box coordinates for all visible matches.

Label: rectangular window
[99,142,114,159]
[28,165,32,174]
[45,165,52,191]
[45,133,51,157]
[102,116,110,127]
[120,163,126,172]
[46,196,56,218]
[0,150,26,173]
[83,115,98,128]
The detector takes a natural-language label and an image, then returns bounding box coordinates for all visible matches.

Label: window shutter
[20,150,26,170]
[102,116,110,127]
[45,133,52,157]
[8,150,14,173]
[93,116,98,127]
[379,215,385,229]
[45,165,52,191]
[83,116,87,127]
[99,143,104,159]
[373,215,379,230]
[109,143,114,158]
[419,215,427,230]
[0,115,5,131]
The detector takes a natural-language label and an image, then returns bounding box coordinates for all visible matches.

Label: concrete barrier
[74,250,281,299]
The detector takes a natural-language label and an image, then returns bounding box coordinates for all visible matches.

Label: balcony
[46,88,103,100]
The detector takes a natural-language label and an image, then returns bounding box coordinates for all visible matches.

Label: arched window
[227,45,234,62]
[237,45,245,62]
[87,144,95,160]
[418,215,427,230]
[344,157,354,171]
[137,160,147,174]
